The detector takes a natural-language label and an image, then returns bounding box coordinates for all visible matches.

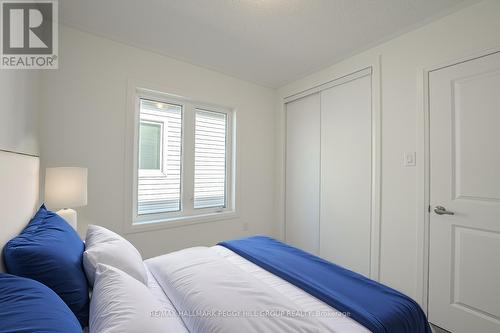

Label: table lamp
[45,167,88,230]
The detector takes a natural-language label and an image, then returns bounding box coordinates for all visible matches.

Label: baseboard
[431,323,451,333]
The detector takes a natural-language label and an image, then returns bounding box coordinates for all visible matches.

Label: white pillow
[90,264,170,333]
[83,225,147,286]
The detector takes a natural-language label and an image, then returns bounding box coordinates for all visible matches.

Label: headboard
[0,150,40,272]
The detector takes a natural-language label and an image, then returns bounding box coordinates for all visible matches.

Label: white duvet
[145,246,369,333]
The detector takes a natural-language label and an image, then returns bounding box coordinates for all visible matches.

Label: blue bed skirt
[219,236,431,333]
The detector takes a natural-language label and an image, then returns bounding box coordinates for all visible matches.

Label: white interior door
[285,93,320,254]
[320,74,372,276]
[429,51,500,333]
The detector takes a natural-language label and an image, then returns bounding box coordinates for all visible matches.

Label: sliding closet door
[320,75,372,276]
[285,93,320,254]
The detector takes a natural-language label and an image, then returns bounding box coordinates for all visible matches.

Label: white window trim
[124,83,237,234]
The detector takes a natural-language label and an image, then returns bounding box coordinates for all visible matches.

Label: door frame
[416,46,500,316]
[279,56,382,281]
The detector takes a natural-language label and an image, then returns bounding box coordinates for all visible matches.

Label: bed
[0,149,430,333]
[143,244,369,333]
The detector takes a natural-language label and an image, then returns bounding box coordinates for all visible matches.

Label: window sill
[125,210,238,234]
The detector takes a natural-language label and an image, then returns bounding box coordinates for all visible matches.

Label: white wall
[34,0,500,304]
[275,0,500,304]
[0,71,40,155]
[40,26,276,258]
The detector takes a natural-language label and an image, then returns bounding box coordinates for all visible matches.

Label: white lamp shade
[45,167,88,209]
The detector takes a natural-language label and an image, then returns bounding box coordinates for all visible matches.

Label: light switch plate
[404,152,416,167]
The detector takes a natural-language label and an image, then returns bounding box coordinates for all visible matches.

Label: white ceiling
[60,0,477,87]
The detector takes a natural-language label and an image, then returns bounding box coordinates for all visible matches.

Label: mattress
[144,245,369,333]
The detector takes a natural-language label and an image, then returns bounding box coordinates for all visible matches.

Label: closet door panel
[285,93,320,254]
[320,75,372,276]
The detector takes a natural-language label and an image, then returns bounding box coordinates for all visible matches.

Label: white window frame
[127,86,237,232]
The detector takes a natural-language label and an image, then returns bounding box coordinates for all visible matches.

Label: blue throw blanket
[219,236,431,333]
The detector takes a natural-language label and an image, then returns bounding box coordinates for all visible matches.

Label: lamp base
[56,208,77,230]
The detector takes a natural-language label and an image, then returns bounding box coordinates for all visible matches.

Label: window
[139,122,162,170]
[137,99,182,215]
[194,109,227,209]
[133,89,234,226]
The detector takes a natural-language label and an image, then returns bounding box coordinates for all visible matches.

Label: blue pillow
[0,273,82,332]
[3,205,89,327]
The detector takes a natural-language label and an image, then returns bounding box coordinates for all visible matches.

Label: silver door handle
[434,206,454,215]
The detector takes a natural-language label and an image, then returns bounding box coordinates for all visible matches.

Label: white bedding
[145,245,369,333]
[145,265,189,332]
